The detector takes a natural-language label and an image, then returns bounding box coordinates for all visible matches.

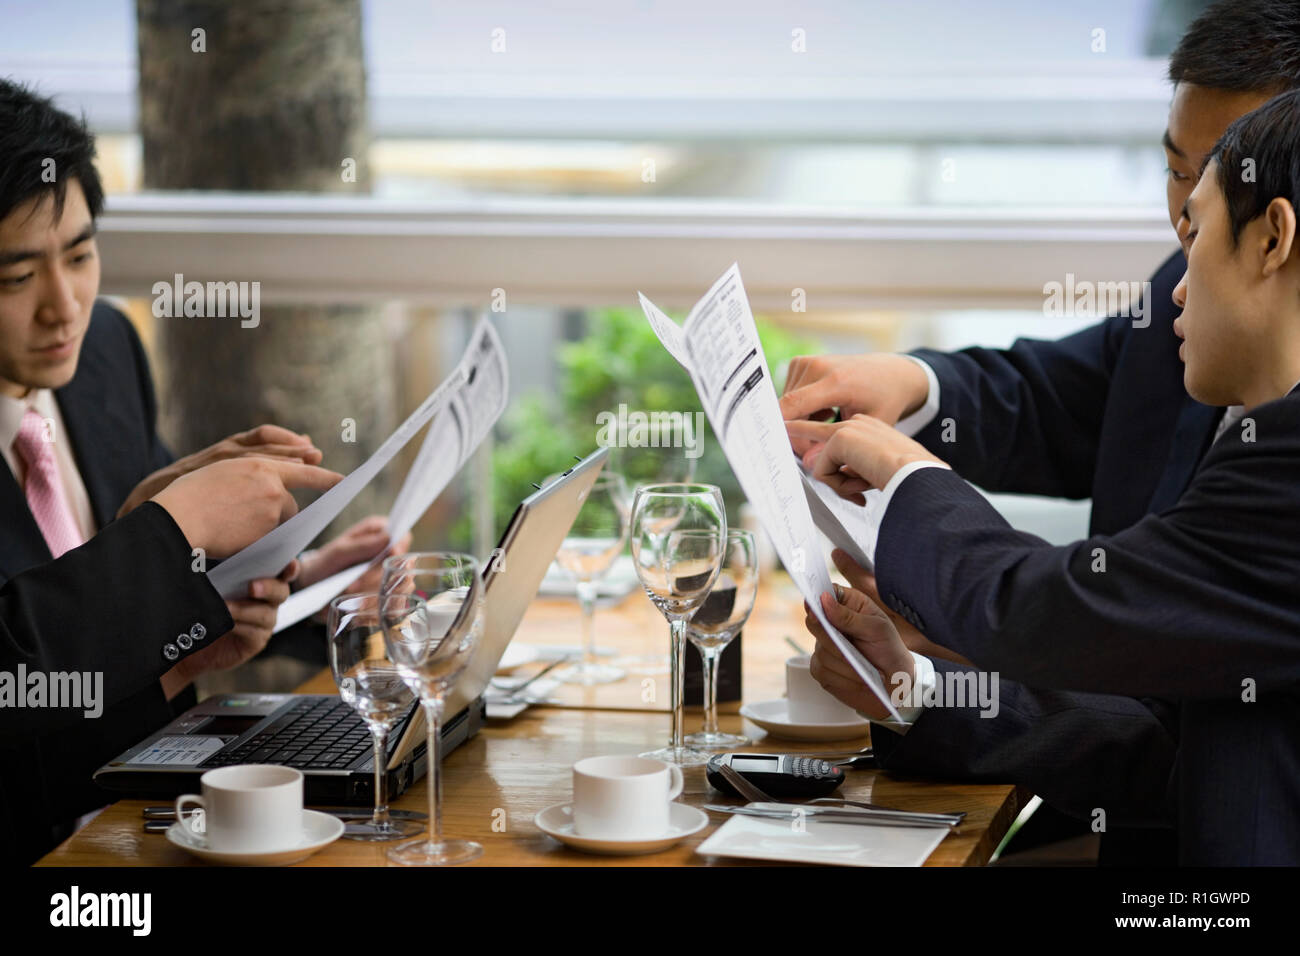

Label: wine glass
[612,449,697,677]
[552,470,630,685]
[379,552,485,865]
[685,530,758,750]
[629,483,726,766]
[326,594,425,841]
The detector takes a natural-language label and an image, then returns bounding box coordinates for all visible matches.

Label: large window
[4,0,1208,545]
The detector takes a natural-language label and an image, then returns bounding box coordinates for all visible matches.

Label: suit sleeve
[874,393,1300,700]
[908,312,1124,499]
[871,658,1178,827]
[0,502,232,741]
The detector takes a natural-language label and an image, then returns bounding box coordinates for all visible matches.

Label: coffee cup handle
[666,764,684,801]
[174,794,207,844]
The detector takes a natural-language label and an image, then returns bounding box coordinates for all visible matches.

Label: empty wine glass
[553,470,630,685]
[326,594,424,841]
[630,483,726,766]
[379,552,485,865]
[685,530,758,750]
[612,449,697,677]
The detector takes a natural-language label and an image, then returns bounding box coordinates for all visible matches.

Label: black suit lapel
[0,463,52,581]
[1147,396,1221,514]
[55,354,138,531]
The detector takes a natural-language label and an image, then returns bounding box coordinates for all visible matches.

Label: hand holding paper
[208,318,509,632]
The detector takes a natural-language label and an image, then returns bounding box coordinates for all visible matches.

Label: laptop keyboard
[200,697,379,772]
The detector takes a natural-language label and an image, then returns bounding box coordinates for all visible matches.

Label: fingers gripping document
[640,289,878,572]
[638,265,900,720]
[207,318,509,631]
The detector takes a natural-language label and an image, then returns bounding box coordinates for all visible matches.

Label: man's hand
[829,548,971,666]
[297,515,413,593]
[118,425,323,519]
[152,457,343,558]
[781,354,930,455]
[804,585,914,722]
[786,414,947,500]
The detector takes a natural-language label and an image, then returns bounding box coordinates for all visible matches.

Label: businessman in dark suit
[0,78,389,863]
[780,1,1300,864]
[793,88,1300,865]
[0,453,342,865]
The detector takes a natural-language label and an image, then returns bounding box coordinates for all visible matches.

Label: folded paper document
[208,317,508,631]
[638,264,899,719]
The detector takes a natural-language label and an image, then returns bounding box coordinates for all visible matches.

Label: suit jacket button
[162,643,180,662]
[177,633,194,651]
[190,623,207,641]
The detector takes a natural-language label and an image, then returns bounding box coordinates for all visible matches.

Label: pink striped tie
[13,408,85,558]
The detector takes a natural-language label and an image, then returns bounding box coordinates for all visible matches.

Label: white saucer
[740,699,872,742]
[496,642,540,672]
[166,809,345,866]
[534,802,709,855]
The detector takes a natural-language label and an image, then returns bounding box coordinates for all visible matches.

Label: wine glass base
[342,819,424,841]
[639,745,713,767]
[684,730,750,750]
[387,837,484,866]
[555,661,626,685]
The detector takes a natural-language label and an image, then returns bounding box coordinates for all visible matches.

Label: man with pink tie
[0,77,395,863]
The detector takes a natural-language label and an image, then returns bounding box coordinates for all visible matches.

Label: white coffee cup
[572,755,684,840]
[175,764,304,853]
[786,654,861,723]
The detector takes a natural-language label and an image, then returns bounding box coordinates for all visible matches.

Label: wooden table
[38,578,1023,867]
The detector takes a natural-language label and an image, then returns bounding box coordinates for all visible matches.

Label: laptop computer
[93,447,609,804]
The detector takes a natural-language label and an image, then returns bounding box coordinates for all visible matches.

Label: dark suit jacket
[873,253,1300,863]
[870,251,1198,863]
[0,302,233,865]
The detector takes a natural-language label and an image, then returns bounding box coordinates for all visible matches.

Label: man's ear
[1259,196,1297,278]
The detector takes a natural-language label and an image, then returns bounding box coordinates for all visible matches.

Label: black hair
[1169,0,1300,95]
[1204,89,1300,246]
[0,77,105,225]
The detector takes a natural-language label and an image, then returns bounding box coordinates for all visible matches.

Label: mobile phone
[706,752,844,798]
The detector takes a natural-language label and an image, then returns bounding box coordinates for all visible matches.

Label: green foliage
[450,306,819,547]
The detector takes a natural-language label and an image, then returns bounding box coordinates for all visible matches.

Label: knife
[703,804,959,830]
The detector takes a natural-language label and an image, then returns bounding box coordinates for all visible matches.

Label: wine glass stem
[577,579,598,669]
[369,723,391,827]
[701,645,721,737]
[423,697,443,848]
[670,617,687,751]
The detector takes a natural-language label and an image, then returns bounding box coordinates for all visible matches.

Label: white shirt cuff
[894,356,941,437]
[866,652,935,735]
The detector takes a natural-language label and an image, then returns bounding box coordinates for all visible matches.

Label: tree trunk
[136,0,398,526]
